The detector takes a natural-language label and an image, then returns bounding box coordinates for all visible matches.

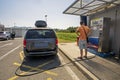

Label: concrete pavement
[59,42,120,80]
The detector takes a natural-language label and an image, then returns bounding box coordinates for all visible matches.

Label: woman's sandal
[84,56,87,58]
[77,57,83,59]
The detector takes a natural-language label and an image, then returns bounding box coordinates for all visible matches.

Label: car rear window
[25,29,56,39]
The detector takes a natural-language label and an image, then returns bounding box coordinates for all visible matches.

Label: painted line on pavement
[47,78,52,80]
[58,53,80,80]
[59,48,99,80]
[0,45,21,61]
[19,51,24,61]
[8,71,28,80]
[8,60,57,80]
[75,62,99,80]
[0,43,13,48]
[13,62,58,76]
[0,40,11,44]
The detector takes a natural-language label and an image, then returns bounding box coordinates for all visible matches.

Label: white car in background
[0,31,11,40]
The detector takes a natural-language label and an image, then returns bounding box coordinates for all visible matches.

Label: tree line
[54,27,78,33]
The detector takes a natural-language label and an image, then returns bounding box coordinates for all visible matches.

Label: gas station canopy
[63,0,120,16]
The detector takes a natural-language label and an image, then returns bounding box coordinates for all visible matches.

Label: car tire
[6,36,9,40]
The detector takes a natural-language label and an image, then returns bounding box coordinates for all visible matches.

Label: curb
[58,47,100,80]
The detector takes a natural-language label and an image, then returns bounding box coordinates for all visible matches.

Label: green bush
[56,32,77,43]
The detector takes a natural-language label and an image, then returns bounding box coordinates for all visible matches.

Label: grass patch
[56,32,77,43]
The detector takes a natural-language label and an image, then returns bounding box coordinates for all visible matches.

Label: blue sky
[0,0,80,29]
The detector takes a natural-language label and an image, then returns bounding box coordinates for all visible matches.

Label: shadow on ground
[15,55,61,76]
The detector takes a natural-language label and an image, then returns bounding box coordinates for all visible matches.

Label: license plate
[34,42,48,48]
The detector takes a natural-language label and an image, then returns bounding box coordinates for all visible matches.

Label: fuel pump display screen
[90,18,103,38]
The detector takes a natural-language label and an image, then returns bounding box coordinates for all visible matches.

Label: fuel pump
[89,17,111,52]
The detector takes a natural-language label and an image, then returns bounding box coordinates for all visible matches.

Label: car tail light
[23,39,26,47]
[56,39,58,45]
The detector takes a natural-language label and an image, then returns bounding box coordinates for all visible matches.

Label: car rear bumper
[0,36,10,40]
[23,48,58,57]
[0,36,7,39]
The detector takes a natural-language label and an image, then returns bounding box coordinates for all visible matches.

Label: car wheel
[6,36,9,40]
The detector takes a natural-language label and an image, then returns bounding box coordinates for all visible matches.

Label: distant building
[0,24,5,31]
[5,26,32,37]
